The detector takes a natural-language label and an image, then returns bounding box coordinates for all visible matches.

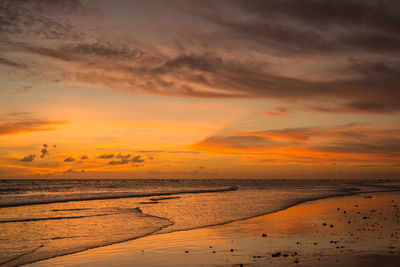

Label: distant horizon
[1,177,399,181]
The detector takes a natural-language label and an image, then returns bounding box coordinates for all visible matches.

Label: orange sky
[0,0,399,179]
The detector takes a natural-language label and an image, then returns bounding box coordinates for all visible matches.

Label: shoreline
[0,186,239,208]
[25,189,400,267]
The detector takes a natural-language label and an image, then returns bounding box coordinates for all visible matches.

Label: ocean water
[0,179,398,266]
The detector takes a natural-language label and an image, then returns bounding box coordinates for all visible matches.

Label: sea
[0,179,399,266]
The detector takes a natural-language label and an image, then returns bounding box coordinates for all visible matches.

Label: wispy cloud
[108,159,130,165]
[116,153,131,159]
[20,154,36,162]
[0,119,67,136]
[98,154,115,159]
[131,156,145,163]
[64,157,75,162]
[108,155,145,165]
[0,57,28,69]
[192,124,400,165]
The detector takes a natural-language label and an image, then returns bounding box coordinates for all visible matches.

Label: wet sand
[27,191,400,267]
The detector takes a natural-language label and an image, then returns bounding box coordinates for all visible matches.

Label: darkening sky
[0,0,399,179]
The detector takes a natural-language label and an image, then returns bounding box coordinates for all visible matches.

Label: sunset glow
[1,0,399,179]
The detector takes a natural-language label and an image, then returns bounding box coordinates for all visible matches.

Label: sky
[0,0,399,179]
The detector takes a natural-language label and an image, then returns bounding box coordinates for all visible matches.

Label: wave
[0,186,237,208]
[155,187,400,235]
[0,214,109,224]
[51,208,90,212]
[150,196,180,201]
[3,185,399,265]
[1,211,174,267]
[0,188,27,194]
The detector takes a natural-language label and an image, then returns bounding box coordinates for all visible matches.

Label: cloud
[80,155,88,160]
[0,0,88,40]
[136,150,200,154]
[108,155,145,165]
[116,153,131,159]
[63,168,85,173]
[108,159,130,165]
[131,155,145,163]
[64,157,75,162]
[98,154,115,159]
[305,101,400,114]
[1,0,399,114]
[192,0,400,54]
[20,154,36,162]
[0,119,67,136]
[0,57,27,69]
[192,124,400,165]
[6,112,32,117]
[265,100,400,116]
[40,144,48,158]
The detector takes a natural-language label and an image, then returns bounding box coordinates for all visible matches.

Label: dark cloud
[40,144,48,158]
[0,0,87,39]
[1,0,399,114]
[266,100,400,116]
[116,153,131,159]
[98,154,115,159]
[71,52,400,113]
[63,168,85,173]
[227,0,400,35]
[108,159,130,165]
[80,155,88,160]
[15,42,144,64]
[65,43,144,60]
[0,57,27,68]
[136,150,200,154]
[131,156,145,163]
[188,0,400,52]
[64,157,75,162]
[20,154,35,162]
[306,101,400,114]
[108,155,145,165]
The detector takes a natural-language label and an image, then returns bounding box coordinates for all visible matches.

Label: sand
[26,191,400,267]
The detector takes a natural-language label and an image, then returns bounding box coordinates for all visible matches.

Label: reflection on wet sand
[28,191,400,267]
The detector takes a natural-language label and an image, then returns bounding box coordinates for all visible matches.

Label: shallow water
[0,179,398,266]
[26,191,400,267]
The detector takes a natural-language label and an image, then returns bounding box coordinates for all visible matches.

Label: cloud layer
[1,0,399,113]
[192,124,400,165]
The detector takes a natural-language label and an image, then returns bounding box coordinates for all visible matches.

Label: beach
[25,190,400,267]
[2,1,399,265]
